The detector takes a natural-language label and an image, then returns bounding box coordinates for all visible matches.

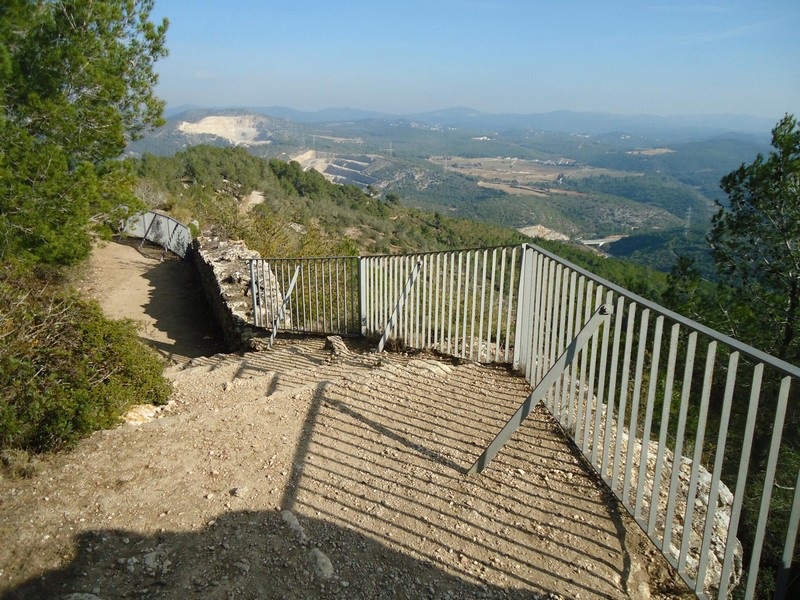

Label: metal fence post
[358,256,368,336]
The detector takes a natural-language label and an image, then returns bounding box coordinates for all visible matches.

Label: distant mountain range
[163,105,775,142]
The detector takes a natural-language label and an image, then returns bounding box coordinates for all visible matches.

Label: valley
[127,108,770,276]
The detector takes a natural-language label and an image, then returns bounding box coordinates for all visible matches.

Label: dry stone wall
[190,236,280,351]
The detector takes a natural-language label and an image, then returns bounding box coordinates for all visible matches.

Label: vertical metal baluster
[580,280,597,453]
[635,315,664,521]
[433,254,440,350]
[314,261,320,333]
[486,248,498,365]
[420,255,427,348]
[504,246,517,362]
[622,308,650,505]
[494,248,508,364]
[526,252,542,380]
[375,256,380,335]
[718,363,763,599]
[470,250,480,360]
[267,261,275,333]
[328,259,334,333]
[600,295,625,480]
[612,302,637,493]
[424,255,431,348]
[541,259,556,386]
[446,252,456,355]
[512,246,531,371]
[663,331,698,556]
[383,256,389,337]
[319,259,326,333]
[696,351,738,596]
[397,257,404,344]
[678,341,717,578]
[591,289,613,467]
[371,257,377,334]
[298,261,306,332]
[461,251,471,359]
[743,376,792,600]
[476,250,488,363]
[648,323,681,537]
[282,262,290,330]
[454,252,464,357]
[436,253,444,351]
[335,259,341,334]
[563,271,578,433]
[553,264,567,419]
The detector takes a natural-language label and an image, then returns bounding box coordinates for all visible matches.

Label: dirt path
[76,239,224,363]
[0,242,688,600]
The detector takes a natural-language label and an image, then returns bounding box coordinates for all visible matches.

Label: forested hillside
[129,146,531,257]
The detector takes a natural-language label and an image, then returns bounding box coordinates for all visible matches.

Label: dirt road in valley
[0,241,688,599]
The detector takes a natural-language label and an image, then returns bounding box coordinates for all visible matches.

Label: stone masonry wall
[191,236,267,351]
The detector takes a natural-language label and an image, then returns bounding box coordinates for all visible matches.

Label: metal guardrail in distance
[249,256,360,336]
[122,211,192,258]
[514,243,800,600]
[361,246,521,363]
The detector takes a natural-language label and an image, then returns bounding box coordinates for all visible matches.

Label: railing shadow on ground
[277,366,686,599]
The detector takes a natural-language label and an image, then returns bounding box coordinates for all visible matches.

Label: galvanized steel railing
[512,243,800,600]
[249,256,360,336]
[249,242,800,599]
[360,247,520,362]
[122,210,192,257]
[249,246,521,362]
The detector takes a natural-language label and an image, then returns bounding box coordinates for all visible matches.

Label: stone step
[162,336,393,416]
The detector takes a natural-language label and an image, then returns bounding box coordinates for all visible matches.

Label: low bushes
[0,262,171,454]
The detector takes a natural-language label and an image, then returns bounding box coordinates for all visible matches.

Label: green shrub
[0,262,171,453]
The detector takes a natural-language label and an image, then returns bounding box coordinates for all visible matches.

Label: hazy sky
[150,0,800,120]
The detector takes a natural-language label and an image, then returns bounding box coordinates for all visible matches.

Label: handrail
[247,242,800,599]
[524,242,800,379]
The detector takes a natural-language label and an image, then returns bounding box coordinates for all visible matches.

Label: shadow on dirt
[1,509,567,600]
[133,240,225,362]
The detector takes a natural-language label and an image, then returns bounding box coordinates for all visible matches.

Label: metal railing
[248,242,800,599]
[249,256,360,335]
[122,210,192,257]
[511,243,800,600]
[360,247,520,362]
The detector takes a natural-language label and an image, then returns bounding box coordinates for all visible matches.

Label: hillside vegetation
[129,145,678,300]
[0,0,172,460]
[130,145,531,256]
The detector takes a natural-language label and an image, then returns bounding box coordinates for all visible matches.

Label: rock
[62,595,104,600]
[325,335,352,358]
[122,404,160,425]
[309,548,334,579]
[281,510,307,542]
[573,405,743,597]
[142,547,170,576]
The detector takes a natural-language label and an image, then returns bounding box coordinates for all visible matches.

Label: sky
[149,0,800,120]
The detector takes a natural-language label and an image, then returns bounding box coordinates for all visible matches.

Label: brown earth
[0,241,690,599]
